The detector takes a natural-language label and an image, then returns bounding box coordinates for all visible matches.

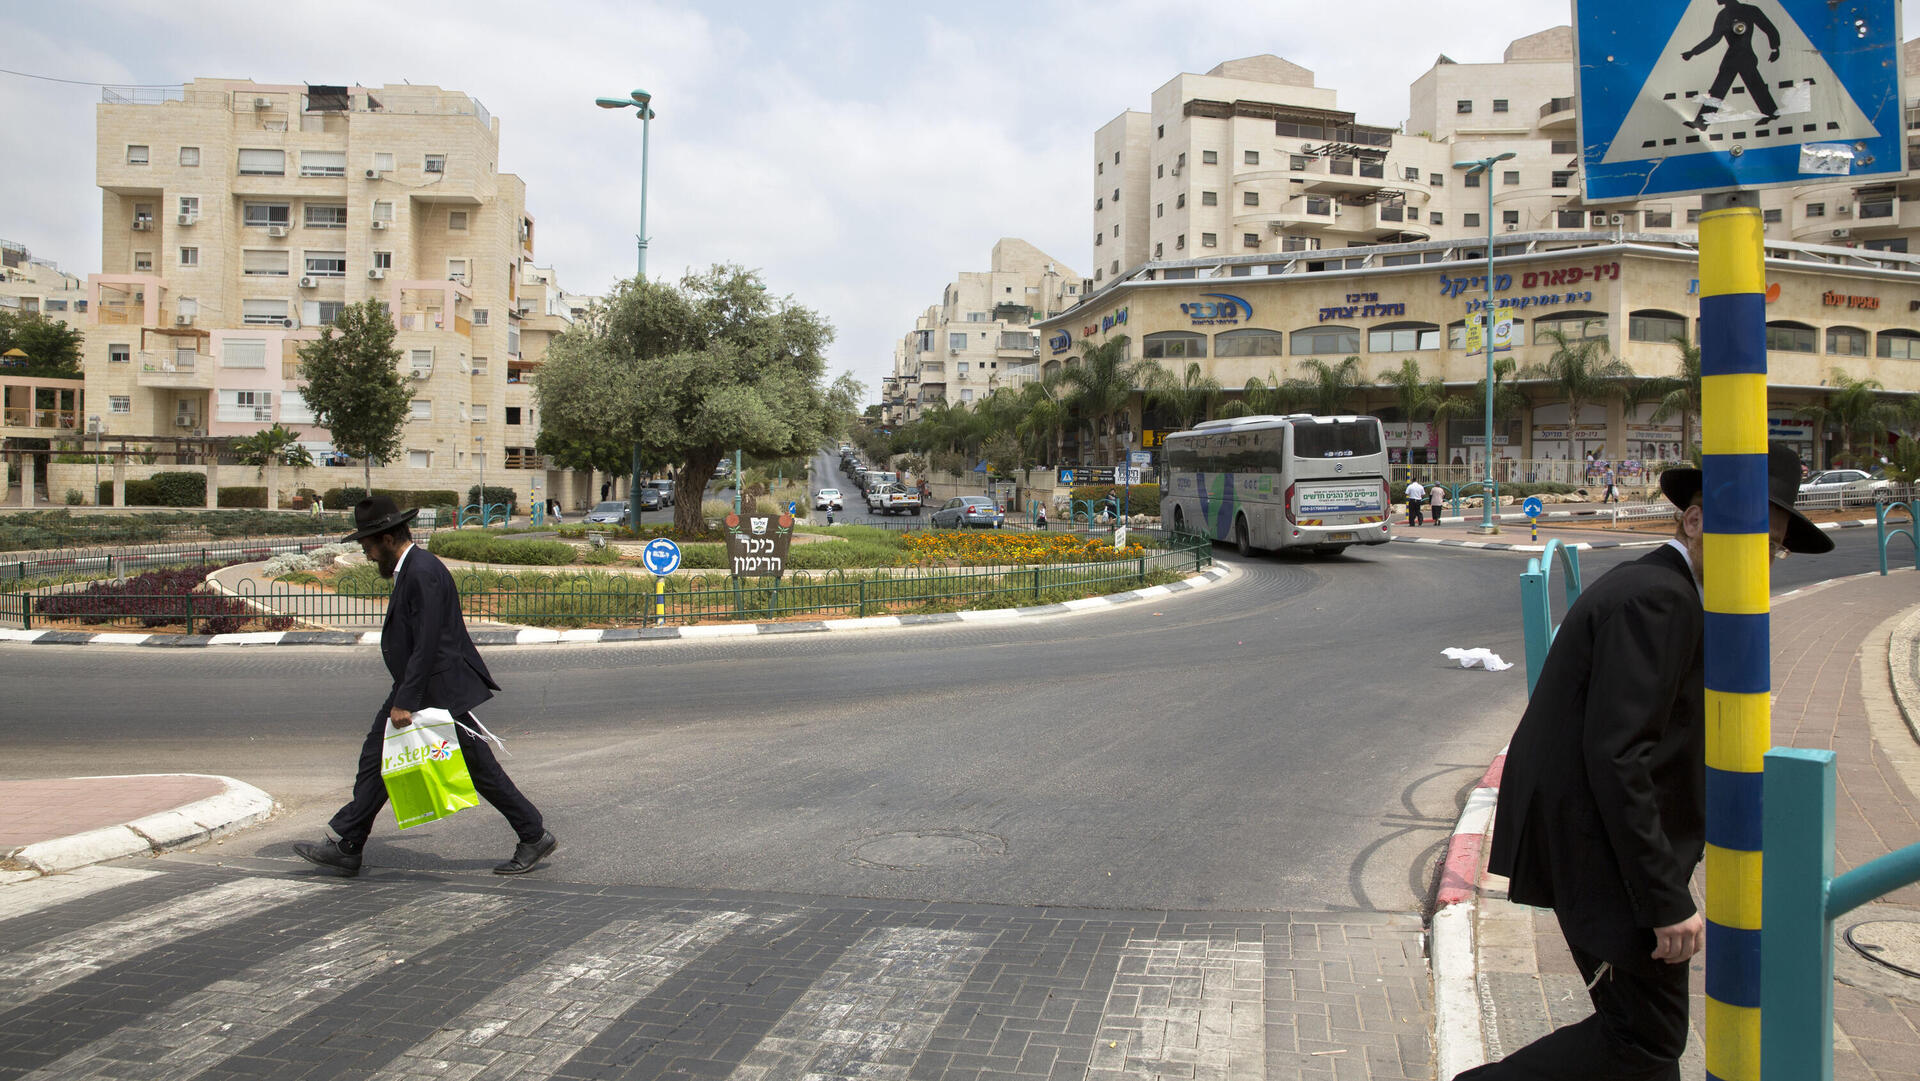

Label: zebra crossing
[0,863,1433,1080]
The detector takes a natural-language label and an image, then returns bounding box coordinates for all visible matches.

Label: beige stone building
[1,241,88,327]
[76,78,596,507]
[1031,29,1920,471]
[883,239,1081,426]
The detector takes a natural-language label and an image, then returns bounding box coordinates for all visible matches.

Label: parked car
[866,484,922,516]
[584,500,629,524]
[814,487,843,510]
[1800,468,1893,506]
[635,488,664,511]
[930,495,1005,529]
[644,479,676,507]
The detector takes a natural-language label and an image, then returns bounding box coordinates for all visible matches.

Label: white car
[814,487,843,510]
[1800,468,1893,507]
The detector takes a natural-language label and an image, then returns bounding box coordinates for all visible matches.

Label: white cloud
[6,1,1917,403]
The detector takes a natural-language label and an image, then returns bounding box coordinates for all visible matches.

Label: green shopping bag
[380,709,481,829]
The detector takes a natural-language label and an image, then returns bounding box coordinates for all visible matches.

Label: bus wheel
[1234,517,1252,558]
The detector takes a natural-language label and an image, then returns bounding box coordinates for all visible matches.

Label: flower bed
[902,530,1148,566]
[32,565,293,634]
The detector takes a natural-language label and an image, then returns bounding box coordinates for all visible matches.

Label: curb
[1431,752,1505,1081]
[0,564,1232,650]
[1889,606,1920,749]
[1396,514,1886,554]
[0,774,275,879]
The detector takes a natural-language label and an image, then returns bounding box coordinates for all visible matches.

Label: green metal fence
[4,532,1212,634]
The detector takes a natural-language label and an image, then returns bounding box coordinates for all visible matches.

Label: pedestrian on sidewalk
[1454,444,1830,1080]
[294,495,557,879]
[1602,467,1619,504]
[1429,482,1446,526]
[1405,476,1426,527]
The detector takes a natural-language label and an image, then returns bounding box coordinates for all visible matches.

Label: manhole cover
[841,829,1007,871]
[1845,921,1920,980]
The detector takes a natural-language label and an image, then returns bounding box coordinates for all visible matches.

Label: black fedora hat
[1658,442,1833,554]
[341,494,419,543]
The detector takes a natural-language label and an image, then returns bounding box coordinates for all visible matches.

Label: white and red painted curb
[1432,751,1504,1080]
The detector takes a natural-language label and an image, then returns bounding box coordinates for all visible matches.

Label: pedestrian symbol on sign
[1679,0,1782,130]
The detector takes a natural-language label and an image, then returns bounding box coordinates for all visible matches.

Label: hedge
[426,529,576,566]
[96,472,204,507]
[321,487,461,512]
[465,485,520,513]
[216,486,268,508]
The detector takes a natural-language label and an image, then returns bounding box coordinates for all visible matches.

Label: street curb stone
[0,565,1231,650]
[1397,514,1885,554]
[2,774,275,878]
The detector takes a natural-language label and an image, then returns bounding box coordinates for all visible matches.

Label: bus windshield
[1292,421,1383,459]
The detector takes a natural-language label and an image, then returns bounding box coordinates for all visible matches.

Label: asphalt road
[0,519,1891,916]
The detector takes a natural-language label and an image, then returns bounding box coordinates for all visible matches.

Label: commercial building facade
[74,78,593,506]
[1039,29,1920,471]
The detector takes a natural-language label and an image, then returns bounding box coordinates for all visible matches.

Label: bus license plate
[1329,532,1355,542]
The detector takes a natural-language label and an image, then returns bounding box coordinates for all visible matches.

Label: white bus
[1160,414,1392,556]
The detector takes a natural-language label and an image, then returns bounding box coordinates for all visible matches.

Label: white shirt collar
[393,541,415,577]
[1663,539,1704,602]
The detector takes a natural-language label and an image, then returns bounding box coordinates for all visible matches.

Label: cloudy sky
[5,1,1914,403]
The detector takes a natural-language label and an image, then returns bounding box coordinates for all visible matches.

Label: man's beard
[377,551,399,578]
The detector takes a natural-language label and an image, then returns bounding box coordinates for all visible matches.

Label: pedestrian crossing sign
[1573,0,1905,203]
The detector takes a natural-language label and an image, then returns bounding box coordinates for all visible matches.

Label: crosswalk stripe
[0,877,312,1012]
[1086,937,1265,1081]
[371,908,765,1080]
[0,867,160,923]
[22,889,515,1081]
[728,926,990,1081]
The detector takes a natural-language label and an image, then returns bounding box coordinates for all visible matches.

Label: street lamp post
[595,88,657,522]
[1454,150,1516,535]
[474,435,485,526]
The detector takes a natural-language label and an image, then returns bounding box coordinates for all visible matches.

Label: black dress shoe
[494,830,556,875]
[292,838,362,877]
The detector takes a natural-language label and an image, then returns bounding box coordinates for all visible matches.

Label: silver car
[930,496,1005,529]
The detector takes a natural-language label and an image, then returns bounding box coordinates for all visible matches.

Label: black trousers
[329,711,545,847]
[1453,941,1689,1080]
[1409,501,1425,526]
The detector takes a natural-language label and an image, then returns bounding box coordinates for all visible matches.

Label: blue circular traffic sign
[1522,496,1544,518]
[641,538,682,576]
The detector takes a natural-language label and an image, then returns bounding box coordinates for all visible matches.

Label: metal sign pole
[1699,190,1771,1081]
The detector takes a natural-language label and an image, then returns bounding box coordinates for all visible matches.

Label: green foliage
[534,264,840,533]
[296,300,411,489]
[1069,483,1160,509]
[0,310,84,378]
[64,488,84,506]
[1142,360,1222,430]
[2,509,351,552]
[426,530,577,566]
[580,545,621,565]
[1523,328,1636,434]
[149,471,207,507]
[231,424,314,471]
[321,487,459,512]
[216,486,268,508]
[464,485,520,512]
[1284,356,1367,416]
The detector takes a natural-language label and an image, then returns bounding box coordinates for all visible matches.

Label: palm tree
[1640,334,1702,459]
[1283,356,1367,416]
[1822,368,1900,467]
[1376,357,1444,464]
[1015,374,1068,467]
[1143,361,1223,431]
[1524,327,1637,452]
[1059,335,1149,464]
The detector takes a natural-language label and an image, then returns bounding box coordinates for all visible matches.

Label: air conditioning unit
[281,317,297,329]
[368,268,386,280]
[176,214,196,226]
[174,314,193,326]
[1832,228,1853,239]
[298,276,317,289]
[131,219,152,231]
[410,368,431,380]
[266,225,288,238]
[472,368,483,376]
[365,168,382,180]
[1170,165,1182,176]
[1505,223,1519,231]
[174,416,196,428]
[1608,214,1625,225]
[253,97,271,109]
[370,220,389,231]
[1835,203,1852,213]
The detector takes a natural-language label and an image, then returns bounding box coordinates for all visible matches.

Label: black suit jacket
[1488,543,1705,962]
[380,545,499,717]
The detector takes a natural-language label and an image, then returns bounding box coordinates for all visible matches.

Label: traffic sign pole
[1700,191,1771,1081]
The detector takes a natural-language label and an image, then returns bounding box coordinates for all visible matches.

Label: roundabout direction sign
[1522,496,1544,519]
[641,537,682,576]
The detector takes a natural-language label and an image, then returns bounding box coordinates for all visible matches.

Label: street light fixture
[1453,150,1516,536]
[596,88,657,524]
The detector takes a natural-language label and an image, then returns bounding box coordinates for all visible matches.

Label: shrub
[322,487,461,512]
[64,489,84,506]
[1068,483,1160,511]
[264,552,319,577]
[33,564,291,634]
[217,486,268,508]
[465,485,519,512]
[580,545,621,566]
[150,471,208,507]
[426,529,576,566]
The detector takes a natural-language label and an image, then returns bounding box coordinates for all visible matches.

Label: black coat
[1488,543,1705,962]
[380,546,499,717]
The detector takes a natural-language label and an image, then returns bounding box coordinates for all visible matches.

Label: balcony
[136,353,215,389]
[1538,96,1577,131]
[395,311,472,337]
[503,448,546,470]
[0,407,82,432]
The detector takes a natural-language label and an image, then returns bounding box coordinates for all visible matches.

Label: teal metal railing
[1876,499,1916,575]
[1762,748,1920,1080]
[457,502,510,528]
[1451,479,1500,519]
[1519,537,1582,695]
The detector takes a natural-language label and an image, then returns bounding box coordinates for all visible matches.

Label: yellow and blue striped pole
[1698,193,1771,1081]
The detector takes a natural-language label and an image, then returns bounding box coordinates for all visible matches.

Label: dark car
[584,500,629,524]
[930,496,1005,529]
[636,488,664,511]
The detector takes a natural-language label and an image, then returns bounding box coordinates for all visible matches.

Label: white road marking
[0,866,160,922]
[1086,937,1266,1081]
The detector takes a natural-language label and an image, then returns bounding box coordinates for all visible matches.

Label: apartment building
[884,239,1081,424]
[0,241,88,327]
[80,78,592,503]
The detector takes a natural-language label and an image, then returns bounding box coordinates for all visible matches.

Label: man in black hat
[1455,443,1830,1080]
[294,495,556,877]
